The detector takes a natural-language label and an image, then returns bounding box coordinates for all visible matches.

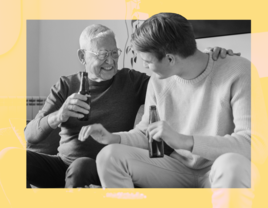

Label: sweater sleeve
[24,77,68,144]
[116,77,155,149]
[192,60,252,161]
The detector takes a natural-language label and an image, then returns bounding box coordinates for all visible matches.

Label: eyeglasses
[84,48,122,60]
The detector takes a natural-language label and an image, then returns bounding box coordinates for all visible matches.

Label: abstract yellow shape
[0,0,21,55]
[252,32,268,78]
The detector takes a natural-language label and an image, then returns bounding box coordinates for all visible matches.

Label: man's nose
[105,54,114,64]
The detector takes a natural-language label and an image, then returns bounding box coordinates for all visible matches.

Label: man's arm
[24,79,65,144]
[147,58,251,161]
[191,63,267,164]
[191,60,251,160]
[25,77,89,144]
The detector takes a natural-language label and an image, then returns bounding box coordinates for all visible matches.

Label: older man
[25,23,234,188]
[25,24,149,188]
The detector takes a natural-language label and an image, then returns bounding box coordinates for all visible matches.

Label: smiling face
[83,35,118,81]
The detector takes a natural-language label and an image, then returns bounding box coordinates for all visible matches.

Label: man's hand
[78,124,121,144]
[147,121,194,151]
[48,93,90,128]
[206,47,241,61]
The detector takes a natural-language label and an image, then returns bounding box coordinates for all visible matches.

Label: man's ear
[77,49,85,64]
[166,54,175,66]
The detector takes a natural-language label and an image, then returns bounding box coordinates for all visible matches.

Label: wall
[27,20,40,96]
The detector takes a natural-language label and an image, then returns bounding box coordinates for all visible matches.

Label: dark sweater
[25,69,149,165]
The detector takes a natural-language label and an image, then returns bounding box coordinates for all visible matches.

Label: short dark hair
[131,13,197,61]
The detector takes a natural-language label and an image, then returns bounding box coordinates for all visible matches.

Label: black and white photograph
[25,14,252,192]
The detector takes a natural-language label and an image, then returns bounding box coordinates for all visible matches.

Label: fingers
[65,93,90,117]
[67,111,85,120]
[209,47,241,61]
[57,93,90,123]
[147,122,160,131]
[78,126,87,142]
[227,49,241,57]
[70,93,88,101]
[220,48,227,59]
[69,93,90,110]
[86,124,105,135]
[203,47,213,53]
[227,49,234,55]
[67,103,89,115]
[78,125,94,142]
[147,122,164,142]
[148,128,162,142]
[78,124,105,142]
[211,47,221,61]
[70,97,90,109]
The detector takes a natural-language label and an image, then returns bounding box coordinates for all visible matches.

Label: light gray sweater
[117,52,251,169]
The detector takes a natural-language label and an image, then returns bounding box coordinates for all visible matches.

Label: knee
[96,144,122,167]
[66,157,96,177]
[210,153,251,188]
[96,144,126,176]
[65,157,99,188]
[68,157,95,171]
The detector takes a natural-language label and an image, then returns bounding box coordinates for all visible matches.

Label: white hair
[79,24,115,49]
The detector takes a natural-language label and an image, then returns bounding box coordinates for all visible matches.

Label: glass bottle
[148,105,164,158]
[78,71,91,121]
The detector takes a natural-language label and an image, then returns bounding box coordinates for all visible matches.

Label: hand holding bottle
[48,93,90,128]
[147,120,194,152]
[56,93,90,122]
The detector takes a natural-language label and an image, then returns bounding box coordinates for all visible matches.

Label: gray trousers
[96,144,259,207]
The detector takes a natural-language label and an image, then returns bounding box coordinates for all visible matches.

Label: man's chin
[101,69,117,80]
[155,73,168,80]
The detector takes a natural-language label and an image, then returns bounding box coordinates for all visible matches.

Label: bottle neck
[149,109,158,124]
[79,72,90,93]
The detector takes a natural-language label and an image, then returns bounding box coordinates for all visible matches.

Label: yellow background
[0,0,268,207]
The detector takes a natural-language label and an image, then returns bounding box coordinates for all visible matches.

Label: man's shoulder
[57,72,80,85]
[117,68,148,76]
[213,55,251,77]
[116,68,149,81]
[50,72,80,94]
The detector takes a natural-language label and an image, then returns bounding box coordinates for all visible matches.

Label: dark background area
[189,20,251,39]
